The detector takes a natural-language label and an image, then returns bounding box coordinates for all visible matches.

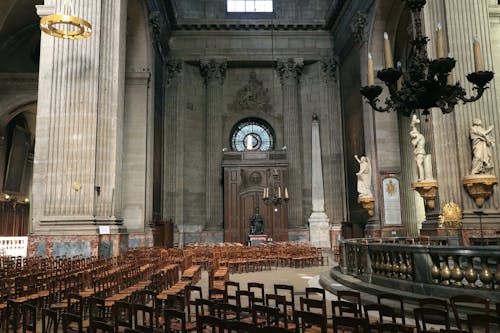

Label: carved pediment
[230,72,272,113]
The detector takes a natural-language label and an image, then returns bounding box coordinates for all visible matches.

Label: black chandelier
[360,0,494,117]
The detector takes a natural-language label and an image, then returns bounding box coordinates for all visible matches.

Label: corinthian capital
[200,58,227,85]
[165,59,183,87]
[276,58,304,86]
[321,57,338,84]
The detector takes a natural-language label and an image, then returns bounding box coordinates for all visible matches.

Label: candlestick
[383,32,394,68]
[277,187,281,198]
[367,53,375,85]
[435,23,445,58]
[473,35,484,72]
[263,188,266,199]
[285,187,289,199]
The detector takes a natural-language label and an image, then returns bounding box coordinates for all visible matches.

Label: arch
[229,117,276,151]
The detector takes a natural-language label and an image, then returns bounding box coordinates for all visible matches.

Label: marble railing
[0,237,28,257]
[339,238,500,292]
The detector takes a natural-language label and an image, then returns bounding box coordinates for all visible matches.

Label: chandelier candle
[367,53,375,85]
[383,32,394,68]
[436,23,445,58]
[473,35,484,72]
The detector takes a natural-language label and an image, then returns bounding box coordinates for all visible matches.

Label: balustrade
[339,238,500,296]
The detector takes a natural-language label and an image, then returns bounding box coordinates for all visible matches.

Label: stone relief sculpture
[354,155,373,198]
[469,118,495,175]
[229,71,271,112]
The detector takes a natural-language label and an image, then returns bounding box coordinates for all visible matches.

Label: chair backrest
[467,313,500,333]
[164,308,187,333]
[331,300,361,318]
[133,303,155,332]
[41,308,58,333]
[377,293,406,325]
[195,298,215,317]
[185,285,203,302]
[248,282,265,305]
[331,315,369,333]
[294,309,327,333]
[274,284,295,313]
[167,293,186,312]
[266,294,289,327]
[338,290,362,317]
[62,313,83,333]
[66,293,84,316]
[224,281,240,304]
[237,290,255,310]
[88,297,106,324]
[88,320,114,333]
[196,315,222,333]
[224,320,258,333]
[252,304,280,326]
[299,297,326,316]
[22,303,37,333]
[419,298,449,313]
[135,289,158,308]
[209,288,227,303]
[112,301,133,332]
[370,322,413,333]
[215,302,240,321]
[450,294,490,330]
[305,287,326,301]
[413,307,450,333]
[363,303,396,324]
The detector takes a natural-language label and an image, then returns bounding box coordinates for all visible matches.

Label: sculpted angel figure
[355,155,373,198]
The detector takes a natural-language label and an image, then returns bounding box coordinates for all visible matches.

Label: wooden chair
[224,281,240,305]
[194,298,215,317]
[252,304,280,327]
[163,308,196,333]
[259,326,293,333]
[299,297,326,317]
[88,320,114,333]
[274,284,295,321]
[305,287,326,301]
[237,290,255,322]
[112,301,133,333]
[377,293,406,325]
[22,302,37,333]
[248,283,265,306]
[224,320,259,333]
[185,285,203,322]
[209,288,226,303]
[266,294,290,329]
[196,315,222,333]
[294,310,328,333]
[419,298,449,313]
[449,295,490,330]
[370,322,413,333]
[133,303,155,333]
[41,308,59,333]
[88,297,107,325]
[467,313,500,333]
[331,300,361,318]
[413,307,450,333]
[363,304,396,324]
[214,302,240,322]
[62,313,83,333]
[337,290,362,318]
[331,316,369,333]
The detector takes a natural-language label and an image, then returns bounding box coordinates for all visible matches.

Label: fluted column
[33,0,127,233]
[321,58,346,230]
[200,58,227,230]
[277,58,304,228]
[163,60,183,223]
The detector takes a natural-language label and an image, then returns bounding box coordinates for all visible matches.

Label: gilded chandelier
[360,0,494,117]
[40,0,92,40]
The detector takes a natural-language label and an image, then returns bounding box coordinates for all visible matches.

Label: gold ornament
[40,0,92,40]
[439,201,462,229]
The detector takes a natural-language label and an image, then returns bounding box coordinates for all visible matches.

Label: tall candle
[447,52,454,85]
[396,61,403,91]
[473,35,484,72]
[278,187,281,198]
[367,53,375,85]
[436,23,445,58]
[285,187,289,199]
[383,32,394,68]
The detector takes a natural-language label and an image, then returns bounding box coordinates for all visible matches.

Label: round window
[230,118,274,152]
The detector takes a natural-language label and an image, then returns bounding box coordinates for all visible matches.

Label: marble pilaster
[321,58,346,230]
[200,58,227,230]
[276,58,304,228]
[308,116,330,248]
[33,0,127,233]
[163,60,183,223]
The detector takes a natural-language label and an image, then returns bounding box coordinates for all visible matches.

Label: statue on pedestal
[354,155,373,198]
[249,207,264,235]
[463,118,497,208]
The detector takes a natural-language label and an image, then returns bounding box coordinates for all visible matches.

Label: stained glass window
[231,118,274,152]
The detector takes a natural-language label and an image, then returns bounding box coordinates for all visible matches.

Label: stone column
[163,60,183,222]
[276,58,304,228]
[33,0,127,234]
[321,58,345,243]
[308,116,330,248]
[200,58,227,230]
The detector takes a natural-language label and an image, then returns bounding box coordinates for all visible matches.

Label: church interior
[0,0,499,331]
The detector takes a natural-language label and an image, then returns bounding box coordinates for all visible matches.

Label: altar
[248,234,270,246]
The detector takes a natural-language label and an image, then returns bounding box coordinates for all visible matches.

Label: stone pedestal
[358,197,375,217]
[463,174,498,208]
[308,212,330,248]
[412,180,438,209]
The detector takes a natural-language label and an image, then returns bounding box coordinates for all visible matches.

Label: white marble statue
[355,155,373,198]
[410,115,434,181]
[470,118,495,175]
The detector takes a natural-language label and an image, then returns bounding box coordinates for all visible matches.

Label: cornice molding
[174,20,326,31]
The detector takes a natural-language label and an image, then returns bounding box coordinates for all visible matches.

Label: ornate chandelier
[40,0,92,40]
[360,0,494,117]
